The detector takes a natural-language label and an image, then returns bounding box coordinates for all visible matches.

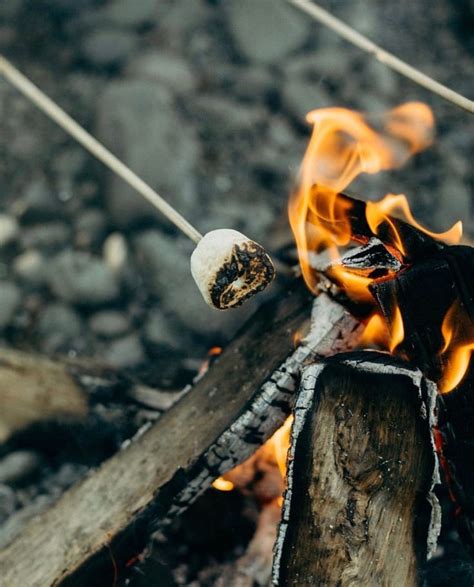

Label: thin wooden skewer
[288,0,474,115]
[0,54,203,244]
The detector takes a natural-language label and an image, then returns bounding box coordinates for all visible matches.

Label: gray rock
[20,222,71,250]
[48,250,120,305]
[52,147,87,178]
[36,303,83,353]
[0,484,17,523]
[226,0,309,64]
[143,308,190,350]
[75,208,107,248]
[0,282,20,328]
[133,230,258,338]
[102,334,145,369]
[13,250,47,287]
[283,49,350,82]
[0,215,19,247]
[434,178,471,231]
[96,80,199,226]
[104,0,157,28]
[81,28,138,68]
[16,176,57,219]
[281,77,332,122]
[127,51,197,94]
[127,385,188,411]
[89,310,131,339]
[0,451,40,485]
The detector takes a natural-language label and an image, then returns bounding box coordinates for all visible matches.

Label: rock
[75,208,107,248]
[36,303,83,353]
[226,0,310,64]
[96,80,199,227]
[51,147,87,178]
[0,484,17,523]
[20,222,71,250]
[434,178,471,231]
[81,28,139,68]
[103,232,128,274]
[102,333,145,369]
[127,385,188,411]
[133,230,258,339]
[15,176,58,221]
[0,214,18,247]
[230,66,276,102]
[281,77,332,122]
[127,51,197,94]
[143,307,190,350]
[0,282,20,328]
[103,0,157,28]
[47,250,120,305]
[89,310,131,339]
[13,250,47,287]
[0,451,40,485]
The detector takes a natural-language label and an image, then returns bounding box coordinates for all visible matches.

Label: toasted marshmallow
[191,229,275,309]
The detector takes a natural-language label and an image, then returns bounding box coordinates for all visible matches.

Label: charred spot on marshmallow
[210,240,275,309]
[190,229,275,309]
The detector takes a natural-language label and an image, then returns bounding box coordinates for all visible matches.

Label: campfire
[0,20,473,584]
[208,101,474,584]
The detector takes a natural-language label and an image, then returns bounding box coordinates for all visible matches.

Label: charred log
[273,352,440,587]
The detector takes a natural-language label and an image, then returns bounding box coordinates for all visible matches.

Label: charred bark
[273,352,439,587]
[0,286,362,587]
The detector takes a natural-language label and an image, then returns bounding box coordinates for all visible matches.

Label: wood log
[0,348,91,443]
[370,245,474,553]
[0,285,362,587]
[273,352,440,587]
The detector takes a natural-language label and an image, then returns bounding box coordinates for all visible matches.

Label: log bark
[0,285,361,587]
[273,352,440,587]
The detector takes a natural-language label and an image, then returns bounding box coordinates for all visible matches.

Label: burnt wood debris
[1,193,474,585]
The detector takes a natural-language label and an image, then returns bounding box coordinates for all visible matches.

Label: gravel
[0,283,21,329]
[47,250,120,305]
[225,0,310,64]
[96,79,200,227]
[89,310,131,338]
[0,452,41,485]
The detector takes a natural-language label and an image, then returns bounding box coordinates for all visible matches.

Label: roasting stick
[288,0,474,115]
[0,54,275,308]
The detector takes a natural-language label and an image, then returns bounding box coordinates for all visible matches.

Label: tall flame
[289,102,462,355]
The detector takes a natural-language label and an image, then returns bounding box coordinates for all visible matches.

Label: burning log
[0,285,362,587]
[273,352,440,586]
[369,244,474,553]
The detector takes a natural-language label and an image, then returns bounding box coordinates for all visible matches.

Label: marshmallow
[191,229,275,309]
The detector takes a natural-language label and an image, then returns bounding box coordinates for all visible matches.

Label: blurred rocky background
[0,0,472,585]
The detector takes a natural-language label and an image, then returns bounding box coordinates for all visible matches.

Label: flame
[439,300,474,393]
[212,478,234,491]
[212,416,293,504]
[290,102,462,355]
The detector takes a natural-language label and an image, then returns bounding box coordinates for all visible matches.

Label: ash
[0,0,472,585]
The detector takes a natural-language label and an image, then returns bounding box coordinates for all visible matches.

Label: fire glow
[290,101,466,393]
[214,101,470,499]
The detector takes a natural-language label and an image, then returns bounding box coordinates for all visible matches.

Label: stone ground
[0,0,472,585]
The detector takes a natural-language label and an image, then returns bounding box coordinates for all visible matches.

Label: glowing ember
[212,478,234,492]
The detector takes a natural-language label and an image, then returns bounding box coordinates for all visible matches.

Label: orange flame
[290,102,462,355]
[212,416,293,503]
[439,300,474,393]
